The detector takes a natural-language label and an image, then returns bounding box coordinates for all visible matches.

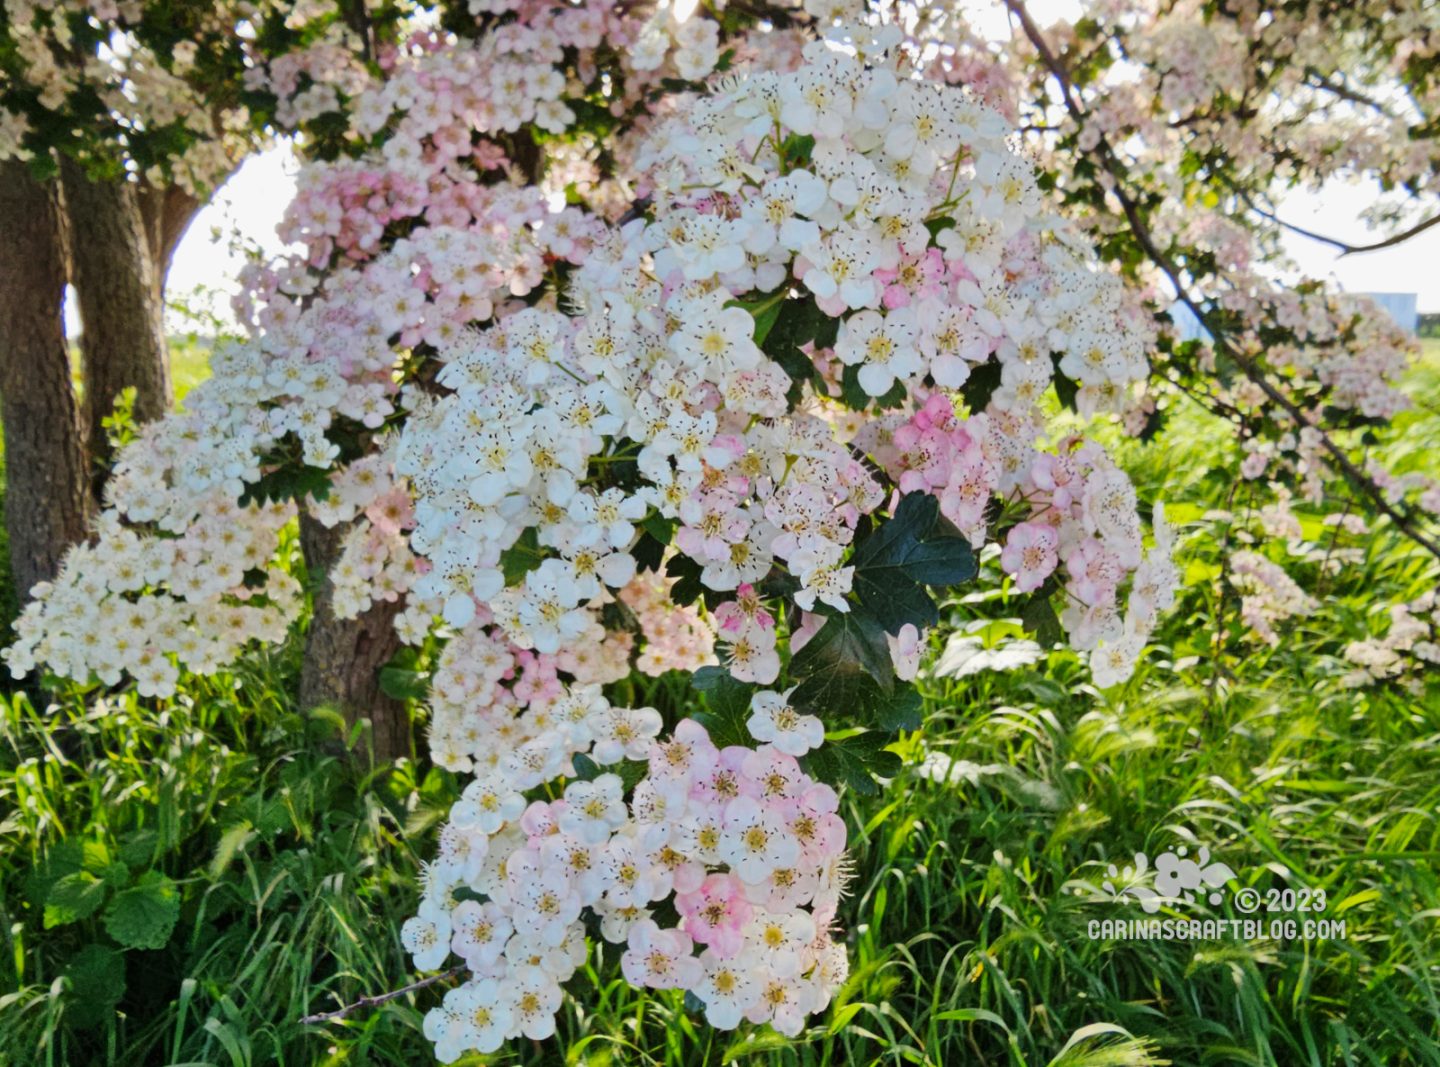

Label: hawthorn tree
[0,0,400,576]
[912,0,1440,663]
[3,0,1437,1052]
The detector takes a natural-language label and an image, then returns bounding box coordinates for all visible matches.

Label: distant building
[1359,292,1419,334]
[1166,293,1419,341]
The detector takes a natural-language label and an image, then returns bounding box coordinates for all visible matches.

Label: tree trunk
[136,181,202,295]
[0,160,93,598]
[59,157,172,477]
[298,513,410,762]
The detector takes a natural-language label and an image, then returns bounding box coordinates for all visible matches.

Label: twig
[1002,0,1440,563]
[298,966,466,1025]
[1242,193,1440,257]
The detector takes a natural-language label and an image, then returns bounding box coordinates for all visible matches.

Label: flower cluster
[862,395,1177,681]
[7,10,1174,1055]
[409,709,850,1059]
[3,419,300,697]
[1341,590,1440,692]
[1230,549,1319,646]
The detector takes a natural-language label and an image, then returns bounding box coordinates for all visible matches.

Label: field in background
[0,340,1437,1065]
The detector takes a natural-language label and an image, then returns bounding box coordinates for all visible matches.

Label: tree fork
[298,512,410,763]
[0,159,93,599]
[59,157,173,479]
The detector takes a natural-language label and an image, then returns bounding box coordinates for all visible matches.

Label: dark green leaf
[851,493,978,633]
[801,733,902,797]
[632,531,666,574]
[62,945,125,1028]
[500,527,543,586]
[103,871,180,950]
[237,464,332,508]
[665,553,704,608]
[790,610,894,690]
[874,685,923,732]
[1020,596,1064,648]
[690,667,755,748]
[958,359,1002,412]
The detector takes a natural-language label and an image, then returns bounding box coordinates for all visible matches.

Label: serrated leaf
[762,296,831,406]
[690,667,755,748]
[958,359,1002,412]
[44,871,107,928]
[237,464,332,508]
[851,493,978,633]
[573,753,647,792]
[665,553,704,608]
[103,871,180,950]
[117,829,158,869]
[62,944,125,1028]
[874,685,923,732]
[790,610,894,690]
[801,733,902,796]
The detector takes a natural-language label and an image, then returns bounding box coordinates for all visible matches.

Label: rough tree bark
[298,513,410,762]
[59,157,172,477]
[0,160,93,598]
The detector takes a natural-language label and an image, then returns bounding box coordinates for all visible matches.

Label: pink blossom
[677,873,752,957]
[1001,522,1059,593]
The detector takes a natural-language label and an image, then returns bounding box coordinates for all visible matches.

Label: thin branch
[1242,193,1440,257]
[1303,69,1398,118]
[298,967,465,1026]
[1002,0,1440,563]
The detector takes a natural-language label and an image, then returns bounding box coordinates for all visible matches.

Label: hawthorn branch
[1302,69,1398,118]
[298,966,465,1025]
[1003,0,1440,562]
[1241,192,1440,257]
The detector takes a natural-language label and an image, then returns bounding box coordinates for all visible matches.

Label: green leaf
[790,610,894,690]
[958,359,1002,412]
[378,666,430,702]
[690,667,756,748]
[801,733,902,796]
[499,526,543,586]
[761,296,835,406]
[117,830,159,869]
[572,753,647,792]
[44,871,108,928]
[874,685,923,732]
[839,363,906,411]
[851,493,978,633]
[665,553,704,608]
[62,944,125,1028]
[1050,353,1080,412]
[633,514,675,574]
[779,132,815,168]
[237,464,332,508]
[787,609,904,728]
[1020,596,1064,648]
[104,871,181,950]
[752,300,783,346]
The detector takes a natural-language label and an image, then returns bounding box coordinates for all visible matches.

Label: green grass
[1,341,1438,1066]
